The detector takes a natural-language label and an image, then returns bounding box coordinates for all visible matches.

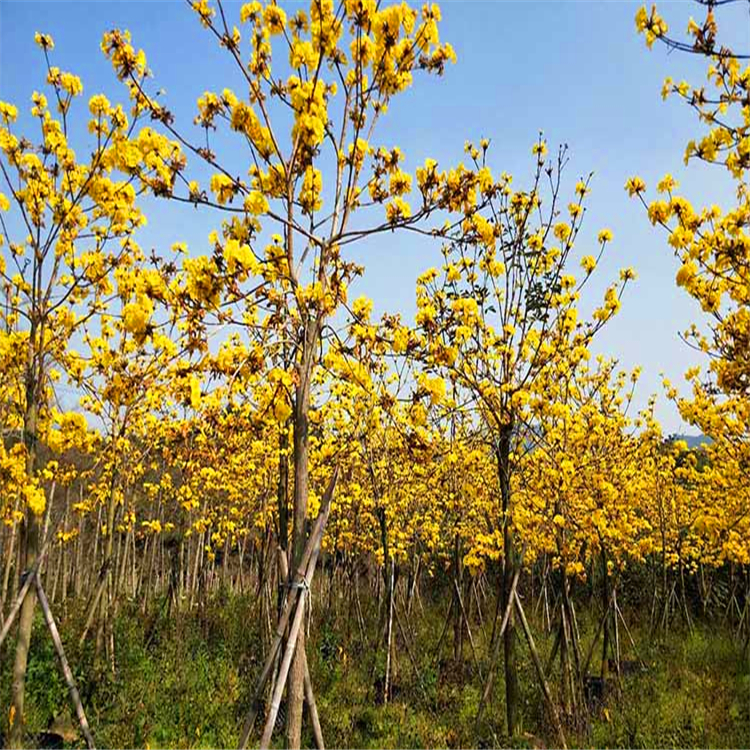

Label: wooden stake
[582,589,615,677]
[259,583,308,749]
[384,557,395,703]
[475,549,525,728]
[279,543,325,750]
[237,468,338,750]
[453,577,484,682]
[0,571,36,649]
[394,603,431,704]
[614,598,646,670]
[0,544,50,648]
[35,578,95,749]
[514,590,567,750]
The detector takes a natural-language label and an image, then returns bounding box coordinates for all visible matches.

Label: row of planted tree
[0,0,748,747]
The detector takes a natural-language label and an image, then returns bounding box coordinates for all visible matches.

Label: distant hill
[672,433,712,449]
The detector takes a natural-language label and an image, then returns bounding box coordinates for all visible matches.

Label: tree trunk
[384,557,395,703]
[1,495,21,618]
[287,315,318,749]
[497,422,519,738]
[10,379,40,748]
[453,535,465,663]
[601,549,610,680]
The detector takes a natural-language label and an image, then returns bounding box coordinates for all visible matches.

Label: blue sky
[1,0,748,432]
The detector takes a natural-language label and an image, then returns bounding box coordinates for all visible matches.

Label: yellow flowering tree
[631,2,749,472]
[631,2,750,633]
[99,1,465,743]
[0,32,183,744]
[412,139,633,735]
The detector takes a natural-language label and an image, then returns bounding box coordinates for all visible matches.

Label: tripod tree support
[238,467,338,750]
[32,576,96,749]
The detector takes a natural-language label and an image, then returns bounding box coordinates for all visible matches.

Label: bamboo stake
[384,557,395,703]
[544,619,563,678]
[0,543,51,648]
[237,468,338,750]
[239,531,322,747]
[453,578,484,682]
[0,569,37,649]
[614,598,646,669]
[394,603,431,704]
[260,584,308,749]
[354,569,367,648]
[303,649,324,750]
[258,477,336,749]
[612,588,622,682]
[514,589,567,750]
[35,578,96,749]
[582,589,616,677]
[475,550,525,727]
[78,561,111,647]
[432,591,455,665]
[471,578,486,635]
[279,543,325,750]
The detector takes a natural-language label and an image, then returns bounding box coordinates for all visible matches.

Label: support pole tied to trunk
[287,580,310,591]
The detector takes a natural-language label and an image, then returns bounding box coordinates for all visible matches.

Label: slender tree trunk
[51,541,62,605]
[497,423,519,738]
[278,425,289,556]
[1,496,21,618]
[453,534,465,663]
[384,557,396,703]
[74,508,84,598]
[287,316,318,749]
[90,506,102,595]
[601,549,610,680]
[10,377,40,748]
[274,346,290,617]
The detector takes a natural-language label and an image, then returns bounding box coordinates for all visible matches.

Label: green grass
[586,626,750,749]
[1,590,748,748]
